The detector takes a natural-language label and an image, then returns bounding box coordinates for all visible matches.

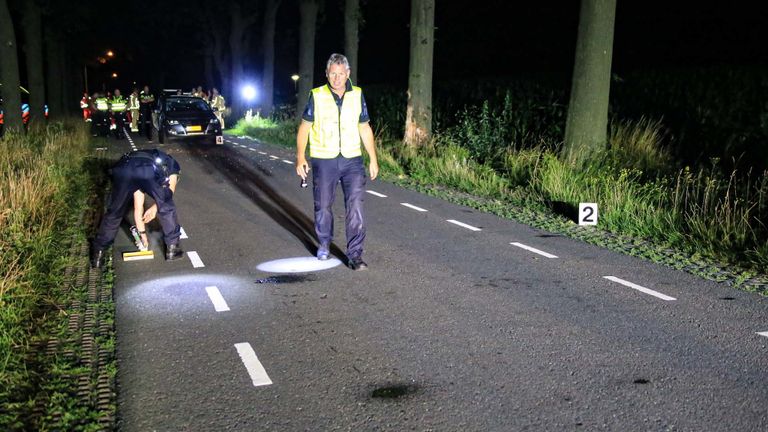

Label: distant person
[210,88,226,128]
[295,53,379,271]
[108,89,127,139]
[139,85,155,142]
[128,88,140,132]
[91,149,184,268]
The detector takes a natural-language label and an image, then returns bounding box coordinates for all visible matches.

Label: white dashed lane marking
[758,331,768,338]
[366,190,387,198]
[234,343,273,387]
[446,219,482,231]
[603,276,676,301]
[187,251,205,268]
[269,155,279,160]
[249,148,256,152]
[180,227,188,239]
[258,151,267,155]
[282,159,293,165]
[401,203,428,212]
[510,242,558,258]
[205,286,230,312]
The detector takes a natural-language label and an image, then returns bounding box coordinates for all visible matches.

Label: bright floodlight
[291,74,300,82]
[241,85,257,101]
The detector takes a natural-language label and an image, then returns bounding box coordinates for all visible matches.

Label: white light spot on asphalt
[603,276,676,301]
[401,203,427,212]
[366,190,387,198]
[282,159,293,165]
[234,343,272,387]
[188,251,205,268]
[180,227,188,239]
[256,256,342,273]
[758,331,768,338]
[446,219,482,231]
[510,242,558,258]
[205,286,230,312]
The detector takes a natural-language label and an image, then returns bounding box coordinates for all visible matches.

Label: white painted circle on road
[256,256,342,273]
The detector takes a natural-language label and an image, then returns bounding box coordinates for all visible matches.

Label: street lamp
[291,74,299,92]
[111,72,118,78]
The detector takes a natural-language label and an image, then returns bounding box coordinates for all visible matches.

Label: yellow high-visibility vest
[95,98,109,111]
[128,94,140,110]
[308,85,363,159]
[110,96,127,112]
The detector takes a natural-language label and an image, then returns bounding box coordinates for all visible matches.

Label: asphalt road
[108,130,768,431]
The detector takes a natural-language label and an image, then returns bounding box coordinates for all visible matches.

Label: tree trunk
[45,30,64,118]
[404,0,435,147]
[204,39,216,90]
[22,0,46,124]
[296,0,319,122]
[260,0,281,116]
[563,0,616,165]
[344,0,359,81]
[0,0,24,132]
[229,2,246,116]
[212,26,231,105]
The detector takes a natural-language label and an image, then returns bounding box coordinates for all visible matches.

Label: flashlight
[300,177,308,188]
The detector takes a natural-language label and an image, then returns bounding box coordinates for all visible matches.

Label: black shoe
[91,248,106,269]
[348,257,368,271]
[166,243,184,261]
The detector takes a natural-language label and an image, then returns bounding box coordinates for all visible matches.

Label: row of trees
[2,0,618,165]
[287,0,616,164]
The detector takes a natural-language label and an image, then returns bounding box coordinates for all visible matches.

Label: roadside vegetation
[230,66,768,282]
[0,121,113,430]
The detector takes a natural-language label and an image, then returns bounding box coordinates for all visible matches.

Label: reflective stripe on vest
[308,85,363,159]
[110,97,127,111]
[95,98,109,110]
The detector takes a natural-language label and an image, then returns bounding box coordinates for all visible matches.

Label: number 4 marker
[579,203,598,226]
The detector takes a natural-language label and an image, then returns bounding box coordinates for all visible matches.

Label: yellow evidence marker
[122,250,155,261]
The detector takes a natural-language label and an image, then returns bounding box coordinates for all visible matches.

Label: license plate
[187,125,202,132]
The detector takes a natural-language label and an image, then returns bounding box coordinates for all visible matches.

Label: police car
[154,94,223,145]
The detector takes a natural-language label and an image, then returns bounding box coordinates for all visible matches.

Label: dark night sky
[52,0,768,99]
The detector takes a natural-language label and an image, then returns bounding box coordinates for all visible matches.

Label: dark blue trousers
[93,159,180,250]
[311,156,366,259]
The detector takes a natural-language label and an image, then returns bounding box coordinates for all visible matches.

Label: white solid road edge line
[187,251,205,268]
[366,190,388,198]
[603,276,677,301]
[757,331,768,338]
[234,343,273,387]
[401,202,428,212]
[446,219,482,231]
[510,242,558,258]
[205,286,230,312]
[180,227,188,239]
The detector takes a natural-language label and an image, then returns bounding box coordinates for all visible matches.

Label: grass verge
[228,114,768,293]
[0,120,116,430]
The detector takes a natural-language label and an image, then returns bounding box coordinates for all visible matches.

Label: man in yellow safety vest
[295,53,379,271]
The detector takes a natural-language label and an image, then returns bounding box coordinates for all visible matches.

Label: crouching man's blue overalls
[93,149,181,250]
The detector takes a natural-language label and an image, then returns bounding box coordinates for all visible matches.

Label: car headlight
[209,118,219,124]
[168,120,179,125]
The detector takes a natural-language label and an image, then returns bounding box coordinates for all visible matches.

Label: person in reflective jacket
[91,149,184,268]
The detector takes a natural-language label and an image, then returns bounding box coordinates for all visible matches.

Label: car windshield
[166,98,209,112]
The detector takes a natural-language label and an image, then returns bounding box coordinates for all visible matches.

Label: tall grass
[0,120,91,422]
[234,67,768,272]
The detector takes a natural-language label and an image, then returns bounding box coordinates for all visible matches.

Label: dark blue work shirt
[302,80,370,123]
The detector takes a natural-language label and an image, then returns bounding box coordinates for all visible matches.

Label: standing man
[295,53,379,271]
[209,87,226,129]
[91,149,184,268]
[108,88,127,139]
[80,92,92,122]
[92,92,110,137]
[128,88,140,132]
[139,85,155,142]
